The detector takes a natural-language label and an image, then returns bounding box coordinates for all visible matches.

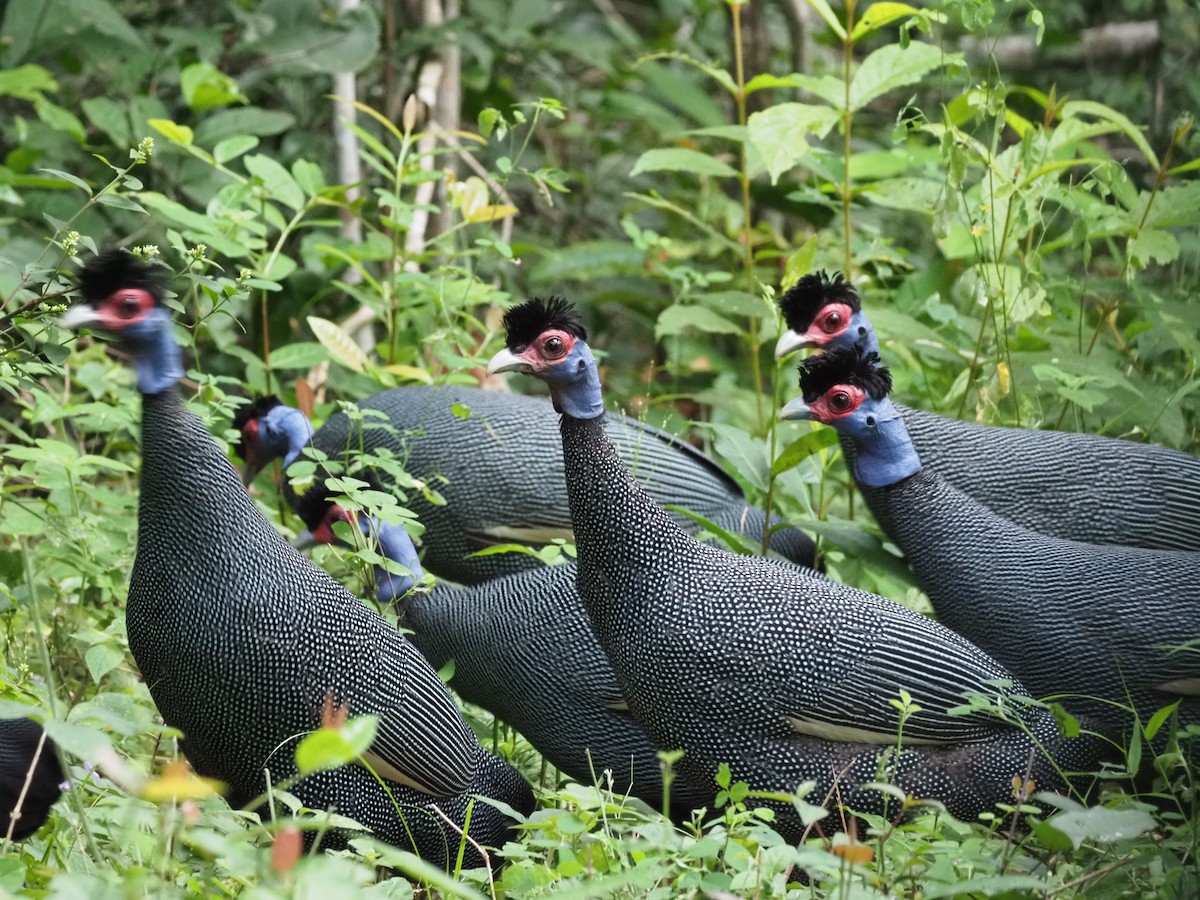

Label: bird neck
[128,308,185,395]
[549,344,605,420]
[364,515,424,603]
[273,407,316,469]
[847,398,923,488]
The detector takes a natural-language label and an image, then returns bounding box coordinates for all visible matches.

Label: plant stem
[842,0,857,279]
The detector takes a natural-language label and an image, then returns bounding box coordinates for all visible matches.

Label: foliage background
[0,0,1197,896]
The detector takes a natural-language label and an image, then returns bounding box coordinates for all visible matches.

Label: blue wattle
[128,309,185,395]
[849,398,922,488]
[362,515,424,603]
[547,343,605,420]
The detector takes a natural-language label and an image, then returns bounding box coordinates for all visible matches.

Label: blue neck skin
[827,311,879,357]
[364,515,424,603]
[127,308,185,394]
[260,405,315,469]
[546,342,605,420]
[845,397,922,488]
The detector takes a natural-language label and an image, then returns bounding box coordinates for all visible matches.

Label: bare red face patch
[95,289,156,331]
[801,302,854,345]
[808,384,866,422]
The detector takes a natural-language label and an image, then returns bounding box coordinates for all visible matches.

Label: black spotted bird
[0,718,63,841]
[775,271,1200,552]
[58,250,534,868]
[234,384,815,586]
[296,495,718,817]
[783,344,1200,751]
[486,297,1098,840]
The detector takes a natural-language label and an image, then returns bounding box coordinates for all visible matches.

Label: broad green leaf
[35,168,91,194]
[849,42,951,113]
[1045,803,1156,849]
[35,99,84,141]
[850,3,934,42]
[180,62,246,113]
[295,715,379,775]
[747,103,839,183]
[0,63,57,101]
[1062,100,1159,170]
[654,304,741,340]
[292,158,325,197]
[804,0,847,40]
[268,342,328,370]
[630,148,738,179]
[1128,229,1179,269]
[148,118,194,146]
[84,644,124,683]
[782,237,819,290]
[308,316,371,373]
[213,135,258,165]
[744,73,804,96]
[244,154,305,211]
[771,428,838,477]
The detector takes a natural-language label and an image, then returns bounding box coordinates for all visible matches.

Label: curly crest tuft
[501,297,587,351]
[77,249,165,305]
[778,271,860,332]
[798,344,892,403]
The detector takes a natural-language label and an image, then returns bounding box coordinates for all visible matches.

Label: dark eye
[543,335,566,357]
[828,390,853,412]
[114,292,142,319]
[821,311,843,333]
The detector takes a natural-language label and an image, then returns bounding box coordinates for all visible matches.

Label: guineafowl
[58,250,534,868]
[775,272,1200,552]
[783,344,1200,751]
[234,385,815,586]
[296,496,716,817]
[486,297,1099,840]
[1,718,63,841]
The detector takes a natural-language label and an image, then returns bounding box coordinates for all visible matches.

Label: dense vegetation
[1,0,1197,896]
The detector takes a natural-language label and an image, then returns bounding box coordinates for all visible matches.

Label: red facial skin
[511,329,576,372]
[311,503,356,546]
[806,384,866,423]
[93,288,156,330]
[799,302,855,347]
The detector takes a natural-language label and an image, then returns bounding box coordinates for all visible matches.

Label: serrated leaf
[307,316,371,373]
[148,118,194,146]
[1128,229,1179,269]
[654,304,741,340]
[630,148,738,179]
[746,103,839,183]
[849,42,951,113]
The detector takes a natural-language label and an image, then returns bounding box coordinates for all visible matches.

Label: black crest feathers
[778,271,860,331]
[502,297,587,351]
[799,345,892,403]
[77,250,165,304]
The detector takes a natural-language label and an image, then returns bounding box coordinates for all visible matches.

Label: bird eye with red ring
[809,383,864,421]
[815,304,850,335]
[98,288,154,329]
[828,390,853,412]
[539,332,570,360]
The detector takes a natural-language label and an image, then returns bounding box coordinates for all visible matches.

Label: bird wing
[359,629,480,796]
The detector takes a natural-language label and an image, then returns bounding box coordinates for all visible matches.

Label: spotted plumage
[0,718,63,841]
[235,386,817,585]
[491,298,1099,839]
[775,274,1200,552]
[792,343,1200,752]
[59,250,534,868]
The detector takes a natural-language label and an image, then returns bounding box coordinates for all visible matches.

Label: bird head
[486,297,604,419]
[232,396,313,485]
[780,344,919,488]
[59,250,183,394]
[294,495,423,604]
[774,271,876,359]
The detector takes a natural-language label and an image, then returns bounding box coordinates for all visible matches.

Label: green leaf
[1143,700,1180,741]
[34,99,84,141]
[804,0,847,40]
[35,168,91,195]
[1062,100,1160,170]
[84,644,124,683]
[850,2,928,42]
[180,62,246,113]
[747,103,839,183]
[292,159,325,197]
[849,42,951,113]
[782,237,819,290]
[148,118,194,146]
[771,428,838,477]
[0,64,57,101]
[654,304,741,340]
[744,73,804,96]
[244,153,306,211]
[1028,818,1075,853]
[1128,229,1179,269]
[268,342,328,370]
[213,135,258,165]
[630,148,738,179]
[1046,803,1156,849]
[295,715,380,775]
[308,316,371,373]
